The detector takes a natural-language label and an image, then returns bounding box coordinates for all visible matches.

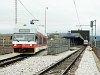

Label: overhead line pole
[94,20,96,47]
[91,25,93,47]
[45,7,48,33]
[15,0,17,24]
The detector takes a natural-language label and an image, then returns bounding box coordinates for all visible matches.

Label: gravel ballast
[0,48,79,75]
[1,46,99,75]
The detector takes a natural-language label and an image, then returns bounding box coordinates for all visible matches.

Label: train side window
[44,37,47,44]
[39,35,42,44]
[35,34,38,42]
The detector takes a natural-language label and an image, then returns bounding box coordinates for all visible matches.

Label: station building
[63,30,90,46]
[71,30,90,42]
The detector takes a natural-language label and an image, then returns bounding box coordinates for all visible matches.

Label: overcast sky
[0,0,100,35]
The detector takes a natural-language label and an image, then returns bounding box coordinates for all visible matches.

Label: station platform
[0,53,20,60]
[75,46,100,75]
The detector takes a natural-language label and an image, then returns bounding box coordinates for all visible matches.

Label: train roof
[13,24,47,36]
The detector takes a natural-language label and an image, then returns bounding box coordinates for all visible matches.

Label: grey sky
[0,0,100,35]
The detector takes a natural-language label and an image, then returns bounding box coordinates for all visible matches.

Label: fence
[47,38,69,55]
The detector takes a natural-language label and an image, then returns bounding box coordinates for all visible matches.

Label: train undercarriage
[13,48,35,54]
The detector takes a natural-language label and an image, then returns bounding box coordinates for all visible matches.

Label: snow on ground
[0,47,79,75]
[75,46,100,75]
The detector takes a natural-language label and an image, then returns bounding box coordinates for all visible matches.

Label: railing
[92,47,100,60]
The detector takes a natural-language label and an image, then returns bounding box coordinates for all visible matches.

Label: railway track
[37,46,86,75]
[0,54,30,67]
[0,49,47,67]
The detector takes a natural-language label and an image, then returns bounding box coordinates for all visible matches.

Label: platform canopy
[63,33,84,40]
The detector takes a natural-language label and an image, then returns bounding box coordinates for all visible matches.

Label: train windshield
[13,34,34,41]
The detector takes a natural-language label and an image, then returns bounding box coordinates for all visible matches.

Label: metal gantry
[90,20,96,47]
[76,20,96,47]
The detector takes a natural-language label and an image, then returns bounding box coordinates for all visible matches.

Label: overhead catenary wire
[18,0,37,20]
[73,0,81,27]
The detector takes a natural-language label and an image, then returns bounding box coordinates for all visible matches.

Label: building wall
[0,34,12,54]
[0,34,12,46]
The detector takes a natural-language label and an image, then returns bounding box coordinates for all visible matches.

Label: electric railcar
[12,24,47,54]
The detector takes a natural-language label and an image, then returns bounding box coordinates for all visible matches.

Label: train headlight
[14,44,17,46]
[30,44,32,46]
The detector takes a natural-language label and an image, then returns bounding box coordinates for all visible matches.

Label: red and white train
[12,23,48,54]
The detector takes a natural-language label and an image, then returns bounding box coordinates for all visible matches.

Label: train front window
[13,34,34,41]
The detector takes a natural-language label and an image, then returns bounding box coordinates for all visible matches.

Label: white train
[83,40,88,46]
[12,23,47,54]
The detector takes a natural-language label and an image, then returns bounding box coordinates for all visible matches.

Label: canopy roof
[63,33,84,40]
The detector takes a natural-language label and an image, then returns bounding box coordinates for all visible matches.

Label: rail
[37,46,86,75]
[0,54,32,67]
